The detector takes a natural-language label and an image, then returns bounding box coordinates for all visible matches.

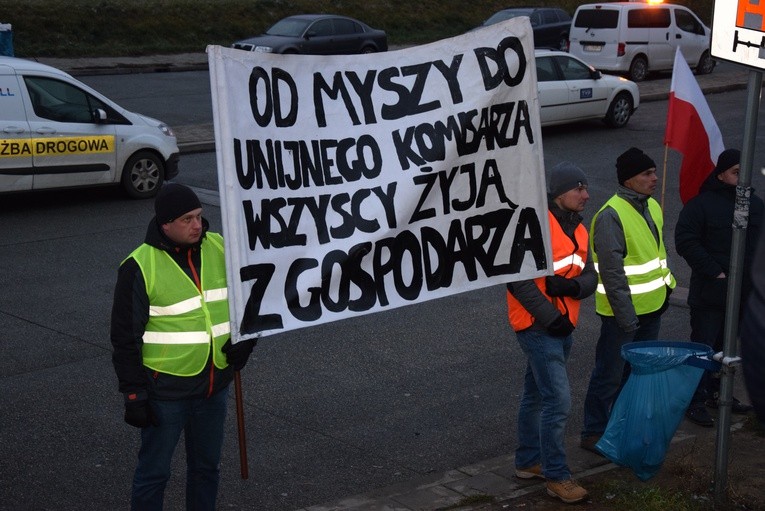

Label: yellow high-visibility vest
[128,233,230,376]
[592,196,676,316]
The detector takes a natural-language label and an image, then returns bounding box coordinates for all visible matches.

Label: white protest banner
[208,19,551,342]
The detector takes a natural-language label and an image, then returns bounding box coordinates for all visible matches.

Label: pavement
[24,51,757,511]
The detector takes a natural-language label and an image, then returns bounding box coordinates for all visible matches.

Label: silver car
[535,49,640,129]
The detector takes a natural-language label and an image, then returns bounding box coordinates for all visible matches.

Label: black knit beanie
[154,183,201,224]
[548,161,587,199]
[714,149,740,175]
[616,147,656,185]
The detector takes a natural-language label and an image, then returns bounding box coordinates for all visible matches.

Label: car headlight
[254,46,274,53]
[158,123,175,137]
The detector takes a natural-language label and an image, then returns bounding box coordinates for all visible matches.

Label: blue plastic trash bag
[595,341,718,481]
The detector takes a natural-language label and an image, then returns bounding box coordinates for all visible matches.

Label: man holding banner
[110,183,255,510]
[507,162,595,504]
[207,19,551,341]
[580,147,676,453]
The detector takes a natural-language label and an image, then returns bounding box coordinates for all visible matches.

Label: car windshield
[265,18,312,37]
[484,10,531,26]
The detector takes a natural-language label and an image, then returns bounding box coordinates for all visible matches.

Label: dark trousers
[131,386,229,511]
[582,314,662,438]
[689,306,725,405]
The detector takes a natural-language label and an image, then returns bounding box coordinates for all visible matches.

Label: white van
[0,56,179,198]
[569,2,714,81]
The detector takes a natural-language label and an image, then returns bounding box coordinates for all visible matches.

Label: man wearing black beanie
[506,162,597,503]
[676,148,761,426]
[110,182,255,510]
[580,147,676,454]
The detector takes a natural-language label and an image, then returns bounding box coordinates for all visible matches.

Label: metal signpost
[710,0,764,503]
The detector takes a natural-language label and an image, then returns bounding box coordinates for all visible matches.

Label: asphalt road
[1,68,763,510]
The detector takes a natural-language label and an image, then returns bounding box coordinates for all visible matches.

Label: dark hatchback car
[479,7,572,50]
[232,14,388,55]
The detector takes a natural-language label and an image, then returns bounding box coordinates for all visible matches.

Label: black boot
[686,404,714,427]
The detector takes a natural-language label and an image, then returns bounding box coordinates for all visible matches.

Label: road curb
[303,426,710,510]
[178,140,215,154]
[641,80,750,103]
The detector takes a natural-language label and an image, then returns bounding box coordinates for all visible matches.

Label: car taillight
[617,43,625,57]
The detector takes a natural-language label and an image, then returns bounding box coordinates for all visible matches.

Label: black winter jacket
[741,220,765,422]
[675,172,764,309]
[110,216,233,401]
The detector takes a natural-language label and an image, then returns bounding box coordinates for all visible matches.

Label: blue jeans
[131,386,229,511]
[581,314,661,438]
[514,329,573,481]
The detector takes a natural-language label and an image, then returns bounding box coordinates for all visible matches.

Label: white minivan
[569,2,715,81]
[0,56,179,198]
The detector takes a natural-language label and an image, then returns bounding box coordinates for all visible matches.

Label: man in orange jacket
[506,162,597,505]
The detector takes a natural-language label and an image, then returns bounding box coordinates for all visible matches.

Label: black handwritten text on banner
[208,19,552,341]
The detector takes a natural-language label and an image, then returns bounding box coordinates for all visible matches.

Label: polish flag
[664,48,724,204]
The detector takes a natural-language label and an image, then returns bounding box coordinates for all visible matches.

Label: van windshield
[574,9,618,29]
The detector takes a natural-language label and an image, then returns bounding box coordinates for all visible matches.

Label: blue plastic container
[0,24,14,57]
[595,341,718,481]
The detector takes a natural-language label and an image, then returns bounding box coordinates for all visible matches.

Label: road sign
[711,0,765,69]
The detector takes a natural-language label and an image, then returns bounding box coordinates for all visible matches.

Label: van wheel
[628,56,648,82]
[605,92,633,128]
[696,51,715,75]
[121,151,165,199]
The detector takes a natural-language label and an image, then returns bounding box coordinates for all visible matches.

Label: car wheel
[361,46,377,54]
[605,92,633,128]
[628,56,648,82]
[696,51,715,75]
[121,150,165,199]
[557,35,568,52]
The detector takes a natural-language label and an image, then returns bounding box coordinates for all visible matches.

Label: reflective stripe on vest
[591,196,676,316]
[506,210,589,331]
[129,232,230,376]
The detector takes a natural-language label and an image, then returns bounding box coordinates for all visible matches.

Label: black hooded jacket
[675,171,764,309]
[110,216,233,401]
[741,220,765,422]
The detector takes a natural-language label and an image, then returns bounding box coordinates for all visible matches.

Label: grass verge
[3,0,716,58]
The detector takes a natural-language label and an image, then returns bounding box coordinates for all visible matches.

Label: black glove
[547,315,575,337]
[222,338,256,371]
[545,275,580,297]
[124,399,158,429]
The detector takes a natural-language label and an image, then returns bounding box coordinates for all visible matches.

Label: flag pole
[660,144,669,211]
[234,370,249,479]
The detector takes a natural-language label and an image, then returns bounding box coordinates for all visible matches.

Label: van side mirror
[92,108,107,123]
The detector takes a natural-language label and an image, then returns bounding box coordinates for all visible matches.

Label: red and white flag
[664,48,724,204]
